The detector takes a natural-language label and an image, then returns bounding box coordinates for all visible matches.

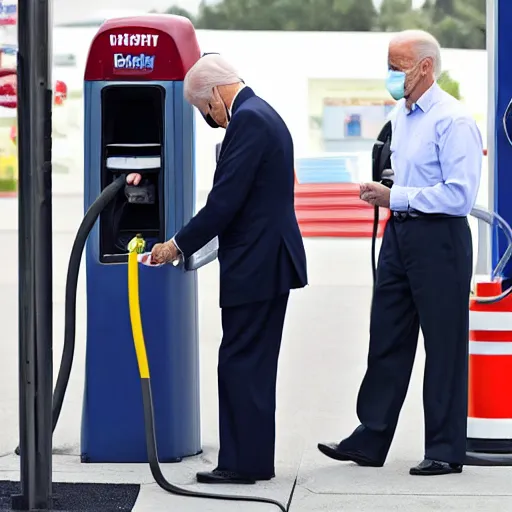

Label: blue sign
[113,53,155,71]
[345,114,361,137]
[0,3,16,16]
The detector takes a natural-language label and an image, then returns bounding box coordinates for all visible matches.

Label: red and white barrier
[294,182,389,238]
[467,280,512,463]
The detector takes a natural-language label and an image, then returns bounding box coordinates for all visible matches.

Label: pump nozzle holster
[372,120,393,186]
[125,180,156,204]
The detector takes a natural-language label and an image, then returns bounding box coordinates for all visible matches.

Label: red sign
[84,15,201,82]
[0,68,16,108]
[54,80,67,105]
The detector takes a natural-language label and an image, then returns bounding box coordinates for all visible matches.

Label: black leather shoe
[317,442,384,467]
[196,469,256,484]
[409,459,463,476]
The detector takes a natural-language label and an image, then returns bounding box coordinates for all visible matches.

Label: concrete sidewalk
[0,193,510,511]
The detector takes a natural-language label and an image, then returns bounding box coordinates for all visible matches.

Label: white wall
[49,28,489,197]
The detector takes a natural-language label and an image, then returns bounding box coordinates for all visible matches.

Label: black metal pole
[13,0,53,509]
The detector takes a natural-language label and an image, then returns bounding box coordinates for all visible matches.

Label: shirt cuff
[171,236,182,254]
[389,185,409,211]
[169,236,183,266]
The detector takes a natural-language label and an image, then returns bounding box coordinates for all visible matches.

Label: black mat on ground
[0,481,140,511]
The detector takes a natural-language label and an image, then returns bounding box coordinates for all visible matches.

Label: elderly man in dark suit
[129,53,308,484]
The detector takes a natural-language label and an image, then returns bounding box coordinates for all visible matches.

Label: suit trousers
[353,214,472,465]
[217,292,290,477]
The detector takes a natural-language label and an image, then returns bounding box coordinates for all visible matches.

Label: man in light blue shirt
[387,81,482,216]
[318,29,482,476]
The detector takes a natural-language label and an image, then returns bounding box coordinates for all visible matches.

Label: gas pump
[79,14,203,465]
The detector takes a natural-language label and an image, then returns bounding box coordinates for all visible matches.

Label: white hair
[184,54,242,106]
[390,30,442,79]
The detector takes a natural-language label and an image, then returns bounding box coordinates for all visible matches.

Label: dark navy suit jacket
[175,87,308,308]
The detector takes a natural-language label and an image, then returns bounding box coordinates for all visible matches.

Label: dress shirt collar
[229,84,246,117]
[406,82,440,115]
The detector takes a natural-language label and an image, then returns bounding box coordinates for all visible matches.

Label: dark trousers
[217,292,289,477]
[352,215,472,465]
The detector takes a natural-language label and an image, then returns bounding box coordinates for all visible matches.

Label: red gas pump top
[84,15,201,82]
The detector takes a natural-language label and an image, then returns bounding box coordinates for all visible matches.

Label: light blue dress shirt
[389,82,483,216]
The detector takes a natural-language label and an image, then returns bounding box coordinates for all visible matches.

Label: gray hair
[390,30,442,79]
[184,54,242,106]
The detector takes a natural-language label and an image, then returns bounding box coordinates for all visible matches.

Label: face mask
[203,102,231,129]
[203,113,221,128]
[386,70,406,101]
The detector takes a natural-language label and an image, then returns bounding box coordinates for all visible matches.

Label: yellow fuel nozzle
[128,233,146,254]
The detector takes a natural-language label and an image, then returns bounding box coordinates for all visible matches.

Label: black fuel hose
[15,175,127,455]
[371,177,393,287]
[15,174,288,511]
[141,371,287,511]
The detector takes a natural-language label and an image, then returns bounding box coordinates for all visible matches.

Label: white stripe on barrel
[470,310,512,331]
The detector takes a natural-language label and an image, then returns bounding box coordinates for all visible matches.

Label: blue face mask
[386,70,406,101]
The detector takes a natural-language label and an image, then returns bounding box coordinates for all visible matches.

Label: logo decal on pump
[110,34,159,47]
[114,53,155,71]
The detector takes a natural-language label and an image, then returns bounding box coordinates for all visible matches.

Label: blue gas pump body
[81,15,202,463]
[493,0,512,286]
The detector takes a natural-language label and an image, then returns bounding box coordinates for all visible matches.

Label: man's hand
[360,182,391,208]
[126,173,142,186]
[151,239,179,264]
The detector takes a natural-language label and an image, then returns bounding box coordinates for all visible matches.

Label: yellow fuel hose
[127,235,150,379]
[127,235,288,511]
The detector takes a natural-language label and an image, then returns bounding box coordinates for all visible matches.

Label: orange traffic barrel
[466,280,512,465]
